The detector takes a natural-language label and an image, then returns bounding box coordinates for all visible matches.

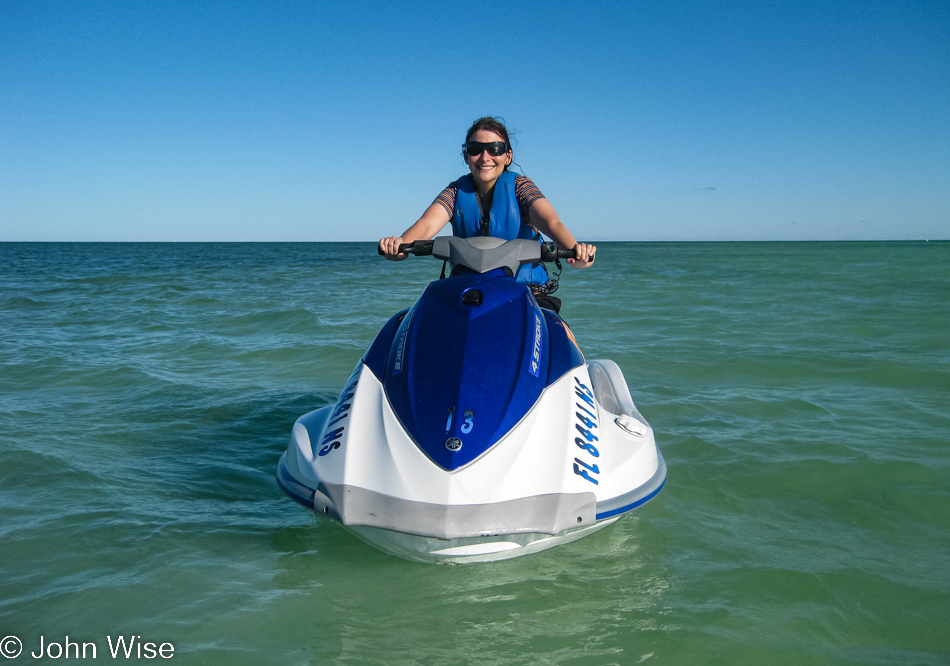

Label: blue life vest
[451,171,550,285]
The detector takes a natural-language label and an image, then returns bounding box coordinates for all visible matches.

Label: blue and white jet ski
[276,237,666,564]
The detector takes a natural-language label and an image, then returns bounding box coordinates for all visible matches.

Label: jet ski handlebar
[376,239,577,263]
[381,237,577,275]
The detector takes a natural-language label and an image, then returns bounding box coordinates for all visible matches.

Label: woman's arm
[528,198,596,268]
[378,202,451,260]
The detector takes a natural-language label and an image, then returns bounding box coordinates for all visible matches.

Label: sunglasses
[464,141,509,157]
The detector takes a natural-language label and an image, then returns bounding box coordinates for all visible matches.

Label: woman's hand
[568,242,596,269]
[379,236,408,260]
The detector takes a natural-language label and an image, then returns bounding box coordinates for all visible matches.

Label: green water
[1,241,947,664]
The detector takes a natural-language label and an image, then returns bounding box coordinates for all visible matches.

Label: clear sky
[2,0,948,242]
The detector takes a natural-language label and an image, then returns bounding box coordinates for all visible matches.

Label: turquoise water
[1,241,947,665]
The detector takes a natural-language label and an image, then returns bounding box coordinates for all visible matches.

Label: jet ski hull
[276,238,666,564]
[276,358,666,564]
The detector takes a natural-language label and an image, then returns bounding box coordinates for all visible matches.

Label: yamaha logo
[444,437,462,451]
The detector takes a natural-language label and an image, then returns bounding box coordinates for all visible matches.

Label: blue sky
[2,0,947,241]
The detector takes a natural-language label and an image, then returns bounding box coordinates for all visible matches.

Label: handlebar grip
[540,242,578,262]
[407,240,434,255]
[378,240,435,257]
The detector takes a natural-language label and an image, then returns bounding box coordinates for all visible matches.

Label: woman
[378,117,596,302]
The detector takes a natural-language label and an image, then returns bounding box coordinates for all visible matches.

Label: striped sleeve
[515,175,545,209]
[433,182,457,216]
[515,175,545,233]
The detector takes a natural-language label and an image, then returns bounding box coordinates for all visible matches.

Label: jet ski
[276,236,666,564]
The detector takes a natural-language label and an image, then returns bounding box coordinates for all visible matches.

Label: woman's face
[465,129,512,191]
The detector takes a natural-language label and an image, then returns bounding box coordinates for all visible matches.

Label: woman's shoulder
[434,181,460,215]
[513,174,544,204]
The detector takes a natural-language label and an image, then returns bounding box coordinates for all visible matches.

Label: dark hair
[464,116,514,171]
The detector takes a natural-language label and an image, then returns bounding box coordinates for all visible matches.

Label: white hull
[277,358,666,564]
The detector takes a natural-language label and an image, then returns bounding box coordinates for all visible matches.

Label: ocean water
[0,241,947,665]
